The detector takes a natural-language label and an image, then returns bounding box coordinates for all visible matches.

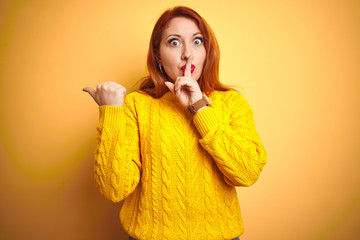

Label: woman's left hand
[164,57,203,107]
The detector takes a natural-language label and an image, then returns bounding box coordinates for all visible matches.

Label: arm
[94,94,141,202]
[193,91,267,187]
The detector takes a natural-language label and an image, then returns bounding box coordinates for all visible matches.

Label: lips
[181,64,195,73]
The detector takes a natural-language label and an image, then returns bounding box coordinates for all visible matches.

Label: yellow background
[1,0,359,239]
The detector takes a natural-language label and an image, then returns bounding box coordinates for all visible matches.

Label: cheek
[160,52,178,68]
[160,44,176,61]
[162,57,176,67]
[198,50,206,69]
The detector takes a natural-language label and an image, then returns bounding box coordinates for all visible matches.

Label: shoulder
[210,89,253,116]
[124,89,153,103]
[122,90,152,115]
[209,89,248,105]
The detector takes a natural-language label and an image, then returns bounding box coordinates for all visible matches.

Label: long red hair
[138,6,231,98]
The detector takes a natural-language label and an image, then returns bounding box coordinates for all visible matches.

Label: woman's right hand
[83,81,126,107]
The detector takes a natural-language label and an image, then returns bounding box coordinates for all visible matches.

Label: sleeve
[193,91,267,187]
[93,93,141,202]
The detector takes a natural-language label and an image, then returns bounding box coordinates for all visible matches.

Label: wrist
[190,94,203,106]
[188,94,211,115]
[194,105,207,114]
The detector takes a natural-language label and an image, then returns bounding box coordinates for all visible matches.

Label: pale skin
[83,17,206,108]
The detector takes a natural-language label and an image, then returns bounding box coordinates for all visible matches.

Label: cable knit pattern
[150,101,160,240]
[204,153,216,239]
[93,89,267,240]
[159,102,173,239]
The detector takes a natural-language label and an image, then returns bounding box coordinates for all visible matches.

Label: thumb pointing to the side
[83,87,97,102]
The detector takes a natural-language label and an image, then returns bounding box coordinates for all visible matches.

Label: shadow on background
[79,143,129,239]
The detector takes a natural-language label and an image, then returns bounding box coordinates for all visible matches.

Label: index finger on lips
[184,56,193,78]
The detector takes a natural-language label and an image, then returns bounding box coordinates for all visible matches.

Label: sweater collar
[162,91,179,102]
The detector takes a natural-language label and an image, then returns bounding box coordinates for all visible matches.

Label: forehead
[163,17,200,36]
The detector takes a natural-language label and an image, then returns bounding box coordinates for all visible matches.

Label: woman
[83,6,267,240]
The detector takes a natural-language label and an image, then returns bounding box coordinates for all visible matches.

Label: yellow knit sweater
[94,89,267,240]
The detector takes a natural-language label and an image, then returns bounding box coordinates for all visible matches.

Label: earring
[158,63,164,73]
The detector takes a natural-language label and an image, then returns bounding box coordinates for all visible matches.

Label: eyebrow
[167,32,202,38]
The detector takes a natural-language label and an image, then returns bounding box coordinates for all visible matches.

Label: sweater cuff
[98,105,124,130]
[192,106,219,137]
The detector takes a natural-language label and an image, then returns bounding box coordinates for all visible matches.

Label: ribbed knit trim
[161,91,179,102]
[192,106,219,137]
[98,105,124,129]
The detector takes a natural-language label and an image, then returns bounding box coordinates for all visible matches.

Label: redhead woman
[83,6,267,240]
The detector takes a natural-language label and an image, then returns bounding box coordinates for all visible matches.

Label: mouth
[181,64,195,73]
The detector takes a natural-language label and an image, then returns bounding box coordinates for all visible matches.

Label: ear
[155,55,162,65]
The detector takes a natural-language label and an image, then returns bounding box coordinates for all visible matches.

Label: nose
[181,44,193,61]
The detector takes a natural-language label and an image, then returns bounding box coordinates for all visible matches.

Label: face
[158,17,206,82]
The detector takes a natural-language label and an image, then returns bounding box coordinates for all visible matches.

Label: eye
[168,39,180,46]
[193,37,204,45]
